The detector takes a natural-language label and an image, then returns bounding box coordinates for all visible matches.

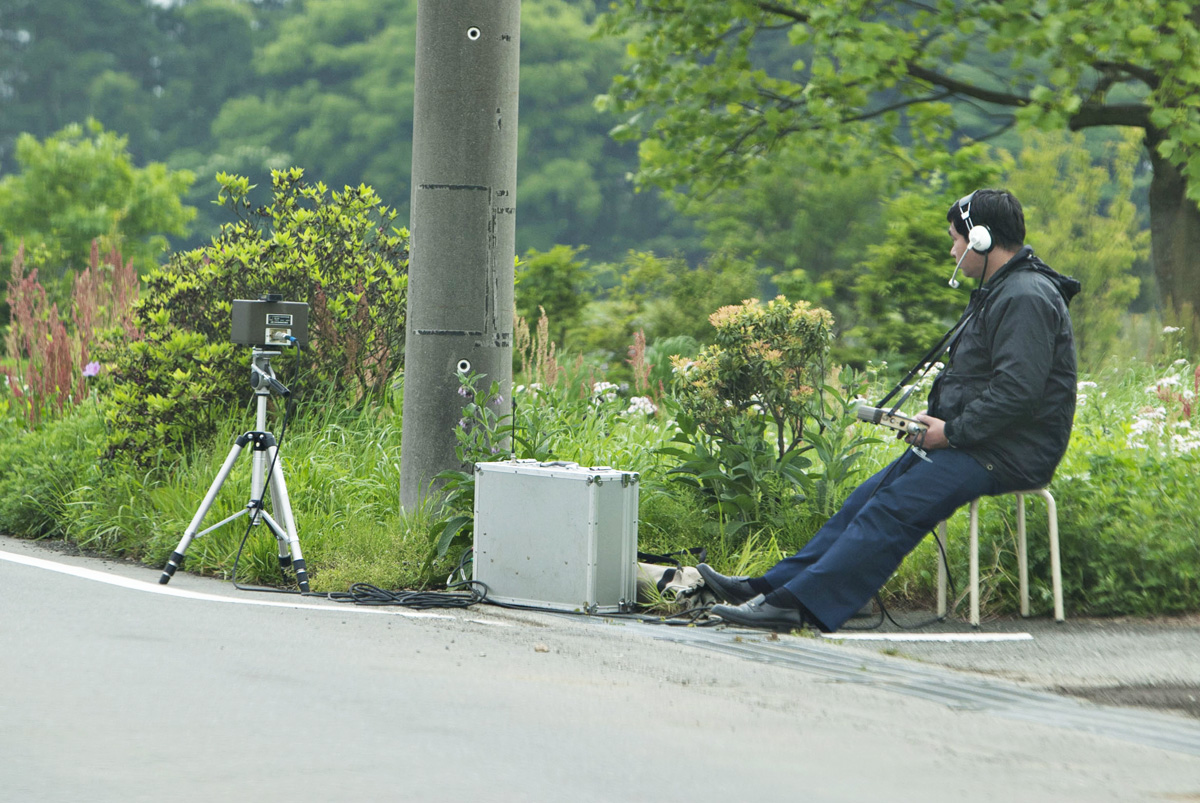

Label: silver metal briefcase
[473,460,639,613]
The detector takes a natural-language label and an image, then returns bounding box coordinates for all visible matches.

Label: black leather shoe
[712,595,810,631]
[696,563,758,605]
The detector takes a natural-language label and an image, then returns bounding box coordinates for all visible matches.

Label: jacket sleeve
[942,284,1060,448]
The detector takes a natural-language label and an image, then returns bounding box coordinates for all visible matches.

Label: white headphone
[958,191,993,253]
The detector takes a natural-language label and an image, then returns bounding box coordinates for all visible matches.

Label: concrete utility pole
[400,0,521,509]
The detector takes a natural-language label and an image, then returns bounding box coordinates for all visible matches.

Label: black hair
[947,188,1026,251]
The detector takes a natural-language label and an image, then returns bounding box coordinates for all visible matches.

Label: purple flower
[82,361,101,378]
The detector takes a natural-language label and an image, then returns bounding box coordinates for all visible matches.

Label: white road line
[0,548,510,626]
[823,632,1033,642]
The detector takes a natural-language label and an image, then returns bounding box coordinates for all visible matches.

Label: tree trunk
[1145,129,1200,326]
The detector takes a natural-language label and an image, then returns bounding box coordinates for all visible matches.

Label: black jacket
[928,246,1080,491]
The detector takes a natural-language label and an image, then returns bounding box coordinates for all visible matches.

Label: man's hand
[911,413,950,449]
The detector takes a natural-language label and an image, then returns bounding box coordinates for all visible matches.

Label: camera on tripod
[231,294,309,348]
[160,293,313,592]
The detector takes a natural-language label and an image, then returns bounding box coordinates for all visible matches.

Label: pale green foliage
[0,120,195,274]
[841,190,983,370]
[1005,128,1150,369]
[690,146,890,283]
[600,0,1198,195]
[578,251,765,361]
[598,0,1200,327]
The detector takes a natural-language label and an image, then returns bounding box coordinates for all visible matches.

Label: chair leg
[936,520,948,617]
[938,489,1063,627]
[1017,492,1030,617]
[1036,488,1065,622]
[969,499,980,628]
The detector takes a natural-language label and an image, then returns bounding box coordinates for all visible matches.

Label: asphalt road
[2,535,1198,803]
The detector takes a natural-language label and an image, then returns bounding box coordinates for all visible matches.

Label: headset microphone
[950,190,995,288]
[948,248,968,288]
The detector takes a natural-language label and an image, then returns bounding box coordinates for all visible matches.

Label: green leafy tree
[1006,128,1150,369]
[1,0,696,262]
[0,0,290,170]
[577,251,765,360]
[0,120,195,280]
[515,245,592,345]
[104,168,408,462]
[691,146,890,284]
[152,0,262,157]
[684,143,904,338]
[0,0,168,169]
[841,191,972,371]
[599,0,1200,329]
[515,0,695,259]
[209,0,694,263]
[674,296,833,455]
[210,0,414,198]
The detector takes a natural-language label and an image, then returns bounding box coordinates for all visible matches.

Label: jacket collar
[982,245,1035,287]
[980,245,1081,306]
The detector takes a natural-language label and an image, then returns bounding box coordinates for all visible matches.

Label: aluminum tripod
[158,348,308,591]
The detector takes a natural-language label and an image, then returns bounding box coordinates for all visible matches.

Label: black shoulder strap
[637,546,708,566]
[877,309,974,409]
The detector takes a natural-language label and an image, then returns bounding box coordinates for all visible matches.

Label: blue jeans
[761,448,1001,631]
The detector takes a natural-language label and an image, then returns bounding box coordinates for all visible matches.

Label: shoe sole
[713,608,805,632]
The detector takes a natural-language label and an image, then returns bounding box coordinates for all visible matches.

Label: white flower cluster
[1076,380,1104,406]
[625,396,658,416]
[1143,364,1197,405]
[592,381,619,403]
[514,383,543,396]
[1145,375,1183,392]
[1121,363,1200,451]
[1127,406,1200,453]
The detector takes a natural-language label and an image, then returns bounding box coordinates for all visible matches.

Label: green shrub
[662,296,844,533]
[673,296,833,453]
[573,250,765,367]
[1057,448,1200,614]
[103,168,408,463]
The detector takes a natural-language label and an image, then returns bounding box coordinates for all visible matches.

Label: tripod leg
[266,445,308,592]
[160,438,248,584]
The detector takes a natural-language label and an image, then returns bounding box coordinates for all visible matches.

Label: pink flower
[82,361,101,378]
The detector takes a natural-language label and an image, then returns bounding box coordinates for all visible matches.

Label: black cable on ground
[839,525,957,631]
[325,581,487,609]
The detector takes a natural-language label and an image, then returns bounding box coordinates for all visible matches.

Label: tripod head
[250,348,291,397]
